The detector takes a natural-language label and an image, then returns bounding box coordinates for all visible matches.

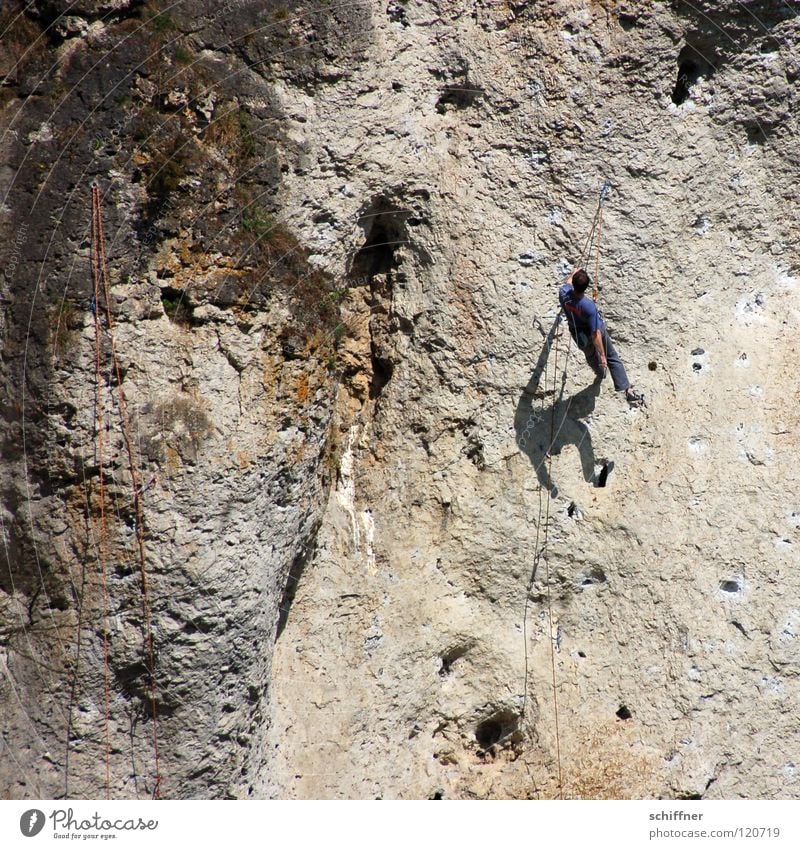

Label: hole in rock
[439,643,471,677]
[387,0,408,27]
[678,793,703,800]
[436,81,484,113]
[577,650,587,658]
[720,580,741,593]
[581,568,607,586]
[595,461,613,488]
[370,353,394,400]
[567,502,576,517]
[160,286,194,325]
[648,360,657,371]
[745,124,768,145]
[693,362,702,371]
[671,47,715,106]
[475,720,503,748]
[691,347,705,356]
[616,705,633,720]
[474,711,519,750]
[351,198,409,281]
[430,790,444,800]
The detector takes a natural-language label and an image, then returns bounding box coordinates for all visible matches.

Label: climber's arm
[592,329,607,369]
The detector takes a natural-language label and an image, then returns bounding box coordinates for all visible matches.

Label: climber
[559,269,645,407]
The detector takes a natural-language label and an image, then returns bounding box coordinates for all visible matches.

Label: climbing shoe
[625,388,646,408]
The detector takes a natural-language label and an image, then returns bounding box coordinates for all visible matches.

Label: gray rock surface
[1,0,798,800]
[264,0,800,800]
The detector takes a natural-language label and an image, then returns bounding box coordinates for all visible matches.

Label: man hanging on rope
[559,268,645,407]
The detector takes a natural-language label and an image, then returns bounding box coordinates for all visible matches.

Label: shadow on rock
[515,317,600,498]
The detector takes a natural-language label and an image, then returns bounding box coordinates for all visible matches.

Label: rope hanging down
[90,185,163,799]
[91,185,113,799]
[521,180,611,799]
[578,180,611,301]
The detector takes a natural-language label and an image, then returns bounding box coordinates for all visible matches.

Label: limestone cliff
[1,0,798,800]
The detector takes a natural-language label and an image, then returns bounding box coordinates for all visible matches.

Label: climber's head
[572,269,591,294]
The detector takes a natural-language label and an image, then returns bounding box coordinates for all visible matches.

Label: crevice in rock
[275,523,321,641]
[731,620,749,637]
[349,197,413,402]
[369,349,394,400]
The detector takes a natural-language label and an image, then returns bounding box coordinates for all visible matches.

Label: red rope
[92,185,163,797]
[91,188,112,799]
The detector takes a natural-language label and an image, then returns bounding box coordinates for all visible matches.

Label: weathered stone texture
[1,0,798,799]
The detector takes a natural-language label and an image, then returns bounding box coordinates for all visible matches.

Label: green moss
[203,105,260,164]
[237,111,258,158]
[241,206,277,239]
[174,46,193,65]
[141,1,175,34]
[49,296,79,355]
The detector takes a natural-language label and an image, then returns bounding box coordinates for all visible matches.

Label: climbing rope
[578,180,611,301]
[543,324,565,797]
[522,180,611,799]
[593,203,605,302]
[90,187,112,799]
[90,185,163,798]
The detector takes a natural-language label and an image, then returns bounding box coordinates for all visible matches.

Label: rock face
[1,0,799,800]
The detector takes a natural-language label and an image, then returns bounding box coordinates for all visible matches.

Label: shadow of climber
[515,317,600,498]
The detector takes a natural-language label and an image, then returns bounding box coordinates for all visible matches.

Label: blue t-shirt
[558,283,603,339]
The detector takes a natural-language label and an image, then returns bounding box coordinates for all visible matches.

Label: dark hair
[572,269,591,293]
